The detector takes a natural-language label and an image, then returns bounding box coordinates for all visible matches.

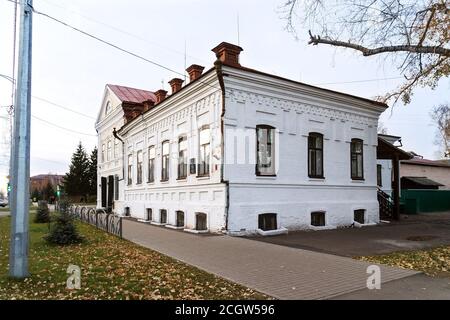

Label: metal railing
[66,205,122,238]
[377,188,393,220]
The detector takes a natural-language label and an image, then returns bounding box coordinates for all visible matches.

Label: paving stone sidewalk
[122,219,418,300]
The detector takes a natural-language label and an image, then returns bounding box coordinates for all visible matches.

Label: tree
[35,200,51,223]
[430,103,450,157]
[31,188,41,201]
[45,200,83,245]
[42,181,55,202]
[63,142,90,200]
[88,146,98,197]
[282,0,450,104]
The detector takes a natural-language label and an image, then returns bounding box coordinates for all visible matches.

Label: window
[195,213,207,231]
[107,140,112,161]
[311,211,325,227]
[161,141,170,181]
[160,209,167,224]
[351,139,364,180]
[105,101,111,115]
[114,175,119,200]
[258,213,277,231]
[178,136,188,179]
[354,209,365,224]
[101,144,105,163]
[198,126,210,176]
[308,133,324,178]
[136,150,143,184]
[146,208,152,221]
[127,154,133,185]
[377,164,382,187]
[148,146,155,183]
[114,140,119,159]
[176,211,185,227]
[256,125,275,176]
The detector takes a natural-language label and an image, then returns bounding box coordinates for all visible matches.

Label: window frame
[127,154,133,185]
[160,209,167,224]
[161,140,170,182]
[258,213,278,231]
[354,209,365,224]
[198,126,210,177]
[256,125,276,176]
[308,132,324,179]
[147,145,155,183]
[136,150,143,185]
[178,136,188,180]
[350,139,364,180]
[377,164,383,187]
[311,211,326,227]
[195,212,207,231]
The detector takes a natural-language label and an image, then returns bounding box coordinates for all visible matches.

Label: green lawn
[358,246,450,278]
[0,214,268,300]
[0,207,9,212]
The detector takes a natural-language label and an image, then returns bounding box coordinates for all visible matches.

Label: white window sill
[196,176,211,181]
[151,222,167,226]
[255,176,277,180]
[309,225,335,231]
[353,221,377,228]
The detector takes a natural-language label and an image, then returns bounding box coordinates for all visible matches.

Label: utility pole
[9,0,33,278]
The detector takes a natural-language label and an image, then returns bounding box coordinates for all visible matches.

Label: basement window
[311,211,325,227]
[354,209,365,224]
[258,213,277,231]
[160,209,167,224]
[146,208,152,221]
[176,211,185,227]
[195,213,207,231]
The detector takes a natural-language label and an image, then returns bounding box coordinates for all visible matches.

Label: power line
[32,96,96,120]
[38,0,209,65]
[314,76,404,86]
[32,114,97,137]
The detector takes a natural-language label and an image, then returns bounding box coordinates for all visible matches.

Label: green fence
[401,189,450,214]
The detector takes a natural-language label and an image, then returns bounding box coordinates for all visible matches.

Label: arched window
[351,139,364,180]
[105,101,111,115]
[178,136,188,179]
[148,146,155,183]
[161,141,170,181]
[176,211,185,227]
[198,126,210,176]
[258,213,277,231]
[195,213,207,231]
[308,133,324,178]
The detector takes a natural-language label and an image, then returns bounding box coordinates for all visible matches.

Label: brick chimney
[168,78,184,94]
[186,64,205,82]
[211,42,243,67]
[154,89,168,104]
[142,99,155,112]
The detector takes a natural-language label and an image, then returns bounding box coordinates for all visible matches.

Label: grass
[0,213,268,300]
[0,207,10,212]
[358,246,450,278]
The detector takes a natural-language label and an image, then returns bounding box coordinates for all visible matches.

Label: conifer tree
[63,142,90,200]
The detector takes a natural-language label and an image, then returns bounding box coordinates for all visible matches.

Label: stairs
[377,188,393,220]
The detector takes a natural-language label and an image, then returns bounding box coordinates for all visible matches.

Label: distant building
[30,174,64,192]
[401,157,450,190]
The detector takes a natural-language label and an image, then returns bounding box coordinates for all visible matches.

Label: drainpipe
[113,127,125,182]
[214,57,230,233]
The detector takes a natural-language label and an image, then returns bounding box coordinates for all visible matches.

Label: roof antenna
[237,12,240,46]
[184,40,187,83]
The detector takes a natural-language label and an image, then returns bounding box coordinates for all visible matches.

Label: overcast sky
[0,0,448,193]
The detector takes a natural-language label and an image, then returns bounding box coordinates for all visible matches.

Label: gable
[96,86,125,125]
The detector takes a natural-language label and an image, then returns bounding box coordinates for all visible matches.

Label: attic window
[105,101,112,115]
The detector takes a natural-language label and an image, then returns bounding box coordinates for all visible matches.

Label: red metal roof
[107,84,156,104]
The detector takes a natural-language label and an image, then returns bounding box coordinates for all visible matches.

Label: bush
[45,201,83,245]
[34,201,51,223]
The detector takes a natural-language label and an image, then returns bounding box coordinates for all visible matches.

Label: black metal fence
[67,205,123,238]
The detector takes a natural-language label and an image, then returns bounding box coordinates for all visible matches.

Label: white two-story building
[96,42,392,235]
